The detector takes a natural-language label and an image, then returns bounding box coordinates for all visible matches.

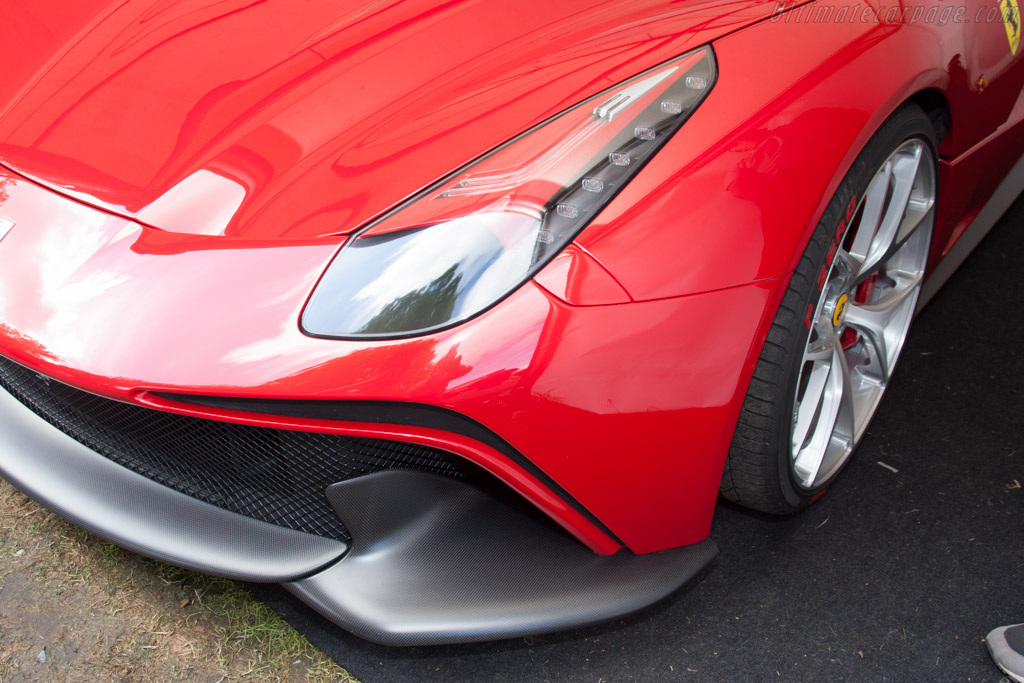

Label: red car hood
[0,0,777,240]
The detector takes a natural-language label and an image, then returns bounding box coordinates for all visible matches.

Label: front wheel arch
[720,103,938,514]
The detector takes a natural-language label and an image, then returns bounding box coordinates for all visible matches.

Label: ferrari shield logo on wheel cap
[833,293,849,327]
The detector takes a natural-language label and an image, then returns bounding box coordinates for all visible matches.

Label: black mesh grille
[0,356,464,542]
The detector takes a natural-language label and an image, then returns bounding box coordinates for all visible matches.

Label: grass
[145,561,344,681]
[0,478,359,682]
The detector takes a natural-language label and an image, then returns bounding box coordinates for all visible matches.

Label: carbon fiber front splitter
[289,470,718,645]
[0,382,717,646]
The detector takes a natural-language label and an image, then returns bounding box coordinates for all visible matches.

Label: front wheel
[720,104,937,514]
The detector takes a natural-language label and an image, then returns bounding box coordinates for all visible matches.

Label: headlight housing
[302,46,716,339]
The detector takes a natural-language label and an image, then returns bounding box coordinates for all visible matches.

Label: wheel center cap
[832,292,849,327]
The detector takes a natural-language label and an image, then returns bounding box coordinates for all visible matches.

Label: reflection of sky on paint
[35,218,138,360]
[0,206,136,362]
[307,211,541,334]
[35,204,110,293]
[443,289,547,393]
[42,269,132,359]
[137,169,246,236]
[0,179,104,347]
[219,280,327,366]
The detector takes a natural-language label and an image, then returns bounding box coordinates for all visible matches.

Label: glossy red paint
[577,0,1024,302]
[532,244,632,307]
[0,0,1022,556]
[934,111,1024,258]
[0,0,782,240]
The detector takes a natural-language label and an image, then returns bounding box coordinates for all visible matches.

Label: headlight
[302,46,716,339]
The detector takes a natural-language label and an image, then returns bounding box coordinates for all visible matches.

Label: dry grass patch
[0,478,357,682]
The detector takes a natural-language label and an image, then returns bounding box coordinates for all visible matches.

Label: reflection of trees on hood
[359,265,462,335]
[0,176,12,205]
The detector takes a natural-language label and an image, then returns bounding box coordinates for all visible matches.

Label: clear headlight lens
[302,46,716,339]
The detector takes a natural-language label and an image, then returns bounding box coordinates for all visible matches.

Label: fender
[576,0,1021,302]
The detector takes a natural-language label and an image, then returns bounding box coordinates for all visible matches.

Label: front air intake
[0,356,464,542]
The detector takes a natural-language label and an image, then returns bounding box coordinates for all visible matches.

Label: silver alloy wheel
[790,138,936,489]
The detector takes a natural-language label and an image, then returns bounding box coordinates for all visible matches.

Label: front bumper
[0,369,717,645]
[0,164,788,554]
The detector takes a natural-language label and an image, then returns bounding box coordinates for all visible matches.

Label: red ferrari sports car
[0,0,1021,646]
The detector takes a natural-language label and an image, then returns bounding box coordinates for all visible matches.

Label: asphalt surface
[250,192,1023,682]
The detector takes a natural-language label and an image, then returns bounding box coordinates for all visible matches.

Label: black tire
[720,103,938,514]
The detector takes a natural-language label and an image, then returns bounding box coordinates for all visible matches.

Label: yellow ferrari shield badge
[833,293,849,328]
[1003,0,1021,56]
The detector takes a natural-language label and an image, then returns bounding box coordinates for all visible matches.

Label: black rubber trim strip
[0,385,348,582]
[155,393,625,546]
[288,470,719,645]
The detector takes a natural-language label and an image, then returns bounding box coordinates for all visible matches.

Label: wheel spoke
[848,160,892,270]
[856,144,922,280]
[844,271,922,382]
[832,248,857,288]
[857,203,935,285]
[897,190,934,245]
[803,324,836,362]
[792,359,830,455]
[816,341,855,481]
[793,325,846,485]
[803,346,834,363]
